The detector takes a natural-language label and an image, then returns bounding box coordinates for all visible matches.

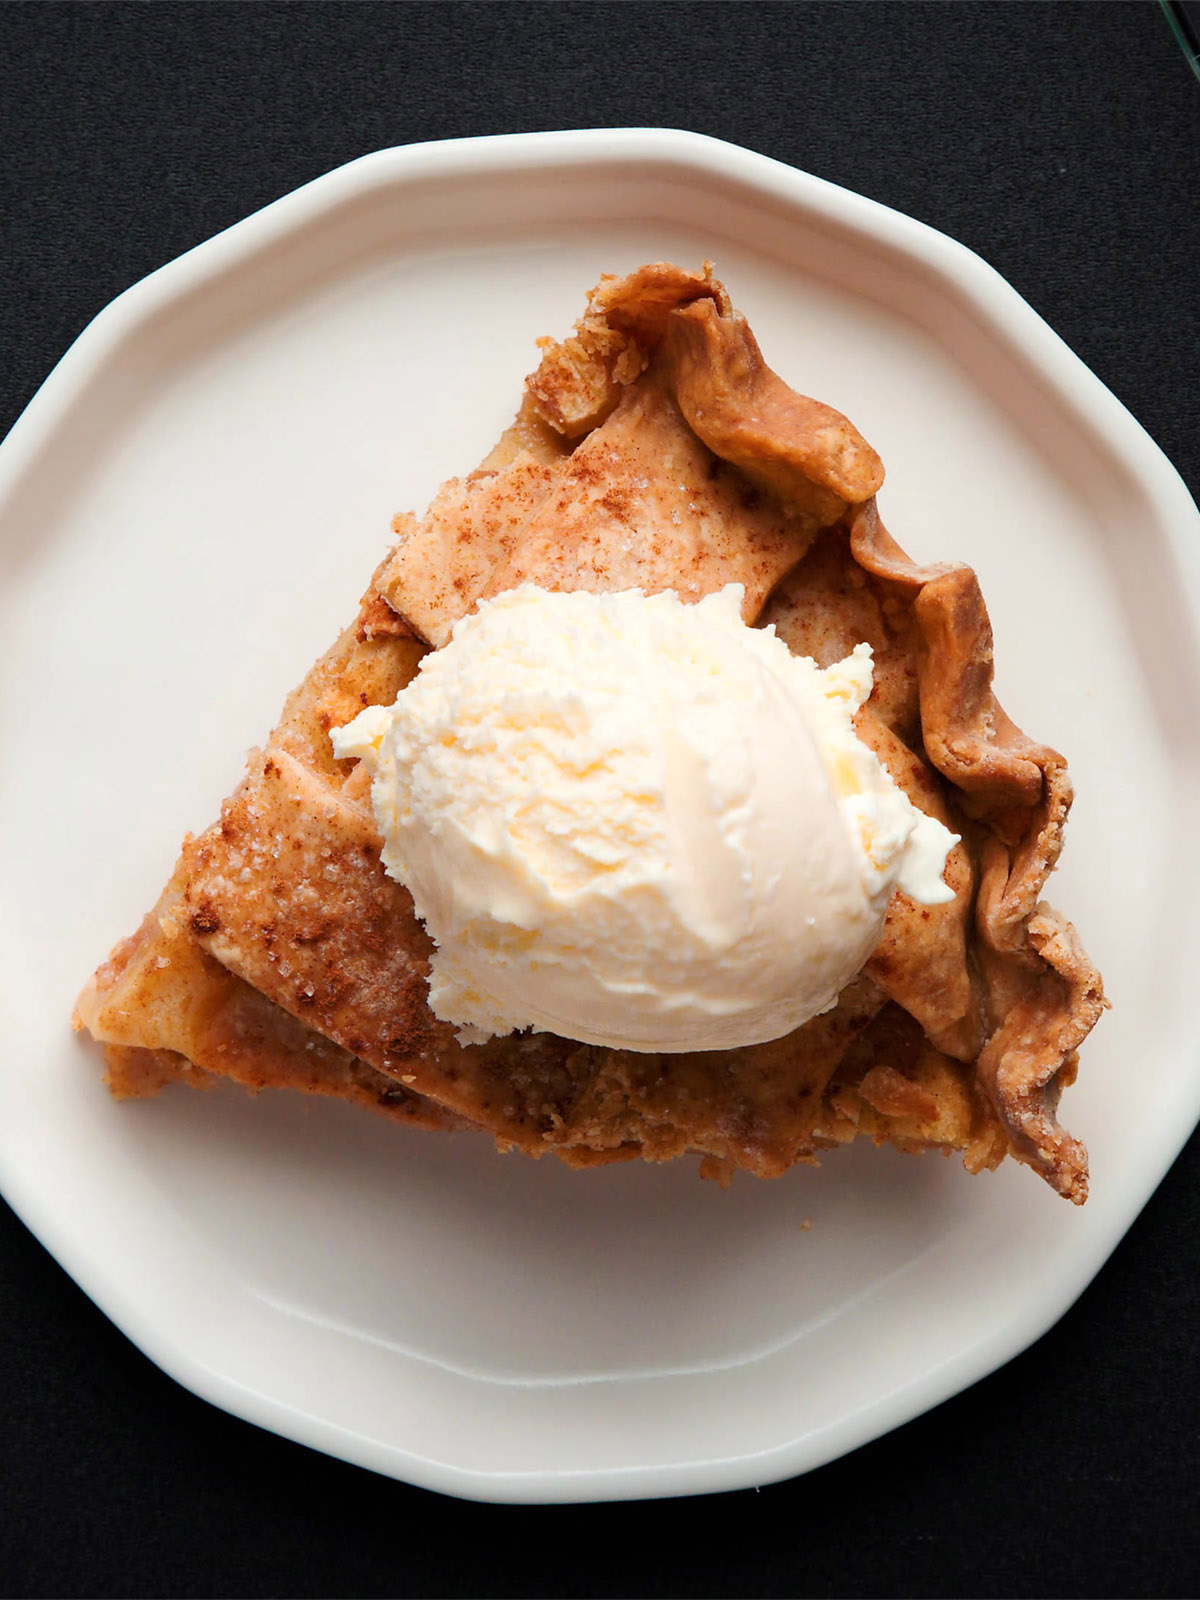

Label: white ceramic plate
[1,130,1198,1505]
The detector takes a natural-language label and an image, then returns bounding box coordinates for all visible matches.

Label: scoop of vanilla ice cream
[332,583,956,1053]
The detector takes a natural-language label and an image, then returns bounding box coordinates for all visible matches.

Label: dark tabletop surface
[2,4,1199,1598]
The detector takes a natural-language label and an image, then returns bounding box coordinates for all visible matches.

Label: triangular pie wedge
[75,262,1105,1200]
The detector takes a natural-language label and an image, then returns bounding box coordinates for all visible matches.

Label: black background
[2,4,1199,1597]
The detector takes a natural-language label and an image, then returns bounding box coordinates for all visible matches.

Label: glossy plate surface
[1,130,1197,1503]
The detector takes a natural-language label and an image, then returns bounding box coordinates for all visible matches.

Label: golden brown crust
[846,498,1104,1200]
[381,265,888,652]
[75,876,463,1134]
[666,299,885,520]
[525,260,727,436]
[480,379,819,622]
[379,454,564,648]
[381,381,824,649]
[853,708,984,1063]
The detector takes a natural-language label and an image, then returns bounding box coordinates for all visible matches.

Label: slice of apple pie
[75,262,1105,1200]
